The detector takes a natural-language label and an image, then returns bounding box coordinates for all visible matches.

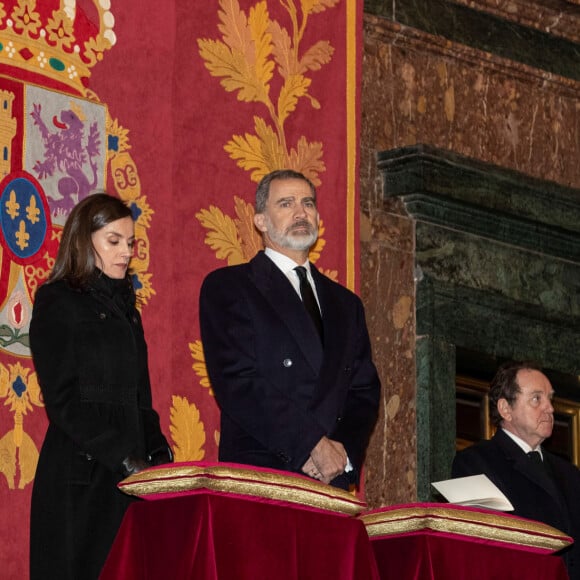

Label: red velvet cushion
[359,502,573,554]
[118,461,366,516]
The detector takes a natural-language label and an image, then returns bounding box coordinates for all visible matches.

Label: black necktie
[528,450,544,466]
[294,266,323,340]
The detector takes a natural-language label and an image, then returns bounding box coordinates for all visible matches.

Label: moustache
[288,221,314,232]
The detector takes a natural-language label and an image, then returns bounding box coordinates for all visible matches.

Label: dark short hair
[48,193,133,288]
[489,360,543,427]
[255,169,316,213]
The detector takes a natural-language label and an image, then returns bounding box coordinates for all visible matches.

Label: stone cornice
[364,0,580,82]
[449,0,580,44]
[402,193,580,263]
[378,144,580,263]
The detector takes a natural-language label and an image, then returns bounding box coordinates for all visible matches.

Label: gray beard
[265,219,318,251]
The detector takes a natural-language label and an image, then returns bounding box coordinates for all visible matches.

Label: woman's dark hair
[47,193,133,288]
[489,360,543,426]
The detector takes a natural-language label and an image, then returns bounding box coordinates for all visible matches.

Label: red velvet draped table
[360,503,572,580]
[100,493,379,580]
[100,462,380,580]
[102,464,573,580]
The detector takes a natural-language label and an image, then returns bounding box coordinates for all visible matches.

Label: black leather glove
[147,445,174,466]
[121,456,150,477]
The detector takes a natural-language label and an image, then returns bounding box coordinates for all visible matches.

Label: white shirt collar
[263,248,320,308]
[264,247,310,274]
[501,428,543,458]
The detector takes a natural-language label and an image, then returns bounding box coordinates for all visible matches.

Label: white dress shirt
[264,247,322,312]
[502,428,544,459]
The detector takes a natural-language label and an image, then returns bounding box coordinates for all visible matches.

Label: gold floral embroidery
[169,396,207,462]
[0,362,43,489]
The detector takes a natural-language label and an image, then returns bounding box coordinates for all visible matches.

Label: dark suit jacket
[452,429,580,579]
[199,251,380,488]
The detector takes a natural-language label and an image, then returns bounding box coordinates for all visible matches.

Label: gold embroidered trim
[359,506,572,553]
[119,464,366,516]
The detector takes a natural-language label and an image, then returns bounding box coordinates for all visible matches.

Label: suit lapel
[249,252,323,372]
[542,454,573,528]
[310,264,345,359]
[309,263,359,417]
[495,430,567,508]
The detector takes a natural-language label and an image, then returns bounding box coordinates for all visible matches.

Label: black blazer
[199,251,380,487]
[452,429,580,579]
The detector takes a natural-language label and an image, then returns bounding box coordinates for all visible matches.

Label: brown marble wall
[363,17,579,190]
[360,205,417,505]
[360,12,580,508]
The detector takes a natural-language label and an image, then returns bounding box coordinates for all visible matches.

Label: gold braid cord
[359,505,573,554]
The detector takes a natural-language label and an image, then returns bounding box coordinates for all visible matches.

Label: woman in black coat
[29,193,172,580]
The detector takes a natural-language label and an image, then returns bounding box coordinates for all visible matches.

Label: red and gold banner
[0,1,362,576]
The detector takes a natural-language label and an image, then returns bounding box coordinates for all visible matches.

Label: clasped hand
[302,436,347,484]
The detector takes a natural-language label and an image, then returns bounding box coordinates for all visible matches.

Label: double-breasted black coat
[29,274,169,580]
[199,251,381,489]
[452,429,580,579]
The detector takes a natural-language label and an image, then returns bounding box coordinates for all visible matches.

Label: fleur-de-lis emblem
[5,189,19,219]
[0,175,48,260]
[26,195,41,224]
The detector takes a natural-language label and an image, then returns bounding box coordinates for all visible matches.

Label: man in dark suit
[452,360,580,579]
[199,169,380,490]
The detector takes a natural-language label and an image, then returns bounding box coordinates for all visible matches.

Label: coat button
[283,359,293,368]
[277,451,290,463]
[99,312,106,319]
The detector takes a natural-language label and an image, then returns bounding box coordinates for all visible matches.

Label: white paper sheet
[431,474,514,511]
